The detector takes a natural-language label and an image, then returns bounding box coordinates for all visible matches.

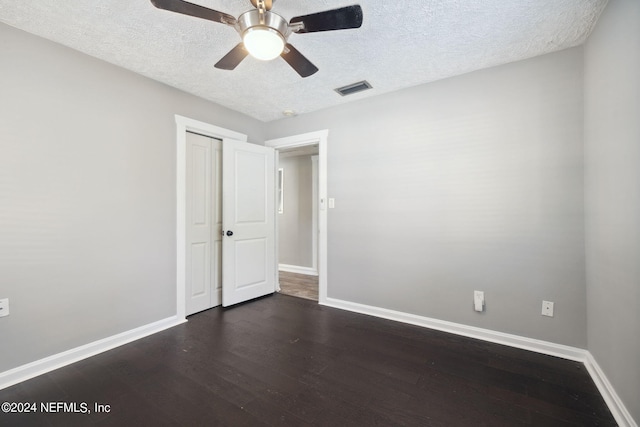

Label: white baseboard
[584,353,637,427]
[0,315,186,391]
[279,264,318,276]
[323,297,587,360]
[323,297,636,427]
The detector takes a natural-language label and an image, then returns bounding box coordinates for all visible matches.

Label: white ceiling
[0,0,607,122]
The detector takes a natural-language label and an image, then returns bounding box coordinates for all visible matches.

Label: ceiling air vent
[334,80,372,96]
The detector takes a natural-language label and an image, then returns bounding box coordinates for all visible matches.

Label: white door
[185,132,222,315]
[222,139,276,307]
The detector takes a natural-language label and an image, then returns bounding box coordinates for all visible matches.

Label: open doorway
[266,130,328,304]
[277,145,319,301]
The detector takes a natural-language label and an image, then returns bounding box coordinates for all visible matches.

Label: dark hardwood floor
[0,294,616,426]
[278,271,319,301]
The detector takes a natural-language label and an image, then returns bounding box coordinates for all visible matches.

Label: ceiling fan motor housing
[236,9,289,41]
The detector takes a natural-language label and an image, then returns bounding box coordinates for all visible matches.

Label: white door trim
[175,115,248,321]
[311,155,319,273]
[266,130,328,304]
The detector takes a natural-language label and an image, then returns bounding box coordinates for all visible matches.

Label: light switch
[328,198,335,209]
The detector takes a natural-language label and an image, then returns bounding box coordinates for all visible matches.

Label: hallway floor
[278,270,319,301]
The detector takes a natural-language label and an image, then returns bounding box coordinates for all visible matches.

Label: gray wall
[265,47,587,347]
[584,0,640,421]
[0,23,264,372]
[278,155,314,268]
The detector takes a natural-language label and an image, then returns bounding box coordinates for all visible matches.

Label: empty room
[0,0,638,425]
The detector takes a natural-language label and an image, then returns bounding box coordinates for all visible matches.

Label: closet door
[186,132,222,315]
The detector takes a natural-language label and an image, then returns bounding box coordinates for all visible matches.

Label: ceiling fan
[150,0,363,78]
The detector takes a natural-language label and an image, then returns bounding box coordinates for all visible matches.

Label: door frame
[175,115,248,321]
[311,155,319,274]
[266,130,328,304]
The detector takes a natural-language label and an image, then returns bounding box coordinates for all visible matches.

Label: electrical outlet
[474,291,484,312]
[542,300,554,317]
[0,298,9,318]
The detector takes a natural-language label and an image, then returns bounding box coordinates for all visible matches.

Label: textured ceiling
[0,0,607,122]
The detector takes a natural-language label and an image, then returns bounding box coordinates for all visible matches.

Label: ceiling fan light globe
[243,27,284,61]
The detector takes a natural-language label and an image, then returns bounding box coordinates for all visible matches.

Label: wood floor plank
[0,294,616,426]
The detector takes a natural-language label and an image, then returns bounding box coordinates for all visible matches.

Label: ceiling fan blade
[281,44,319,78]
[150,0,236,26]
[214,43,249,70]
[290,5,363,33]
